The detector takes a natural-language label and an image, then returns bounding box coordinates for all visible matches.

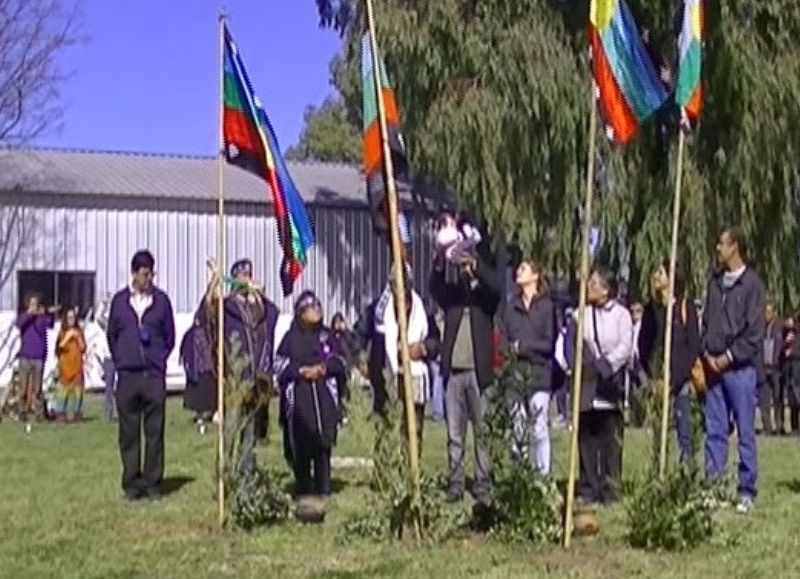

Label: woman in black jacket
[277,291,346,498]
[500,259,556,475]
[639,259,702,465]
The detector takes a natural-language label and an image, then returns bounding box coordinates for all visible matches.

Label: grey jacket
[500,291,556,392]
[703,267,766,367]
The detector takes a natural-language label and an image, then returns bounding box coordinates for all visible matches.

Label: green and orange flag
[675,0,704,128]
[361,34,408,235]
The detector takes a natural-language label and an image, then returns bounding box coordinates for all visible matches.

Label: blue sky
[35,0,341,156]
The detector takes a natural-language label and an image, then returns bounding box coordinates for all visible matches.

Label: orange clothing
[57,330,85,385]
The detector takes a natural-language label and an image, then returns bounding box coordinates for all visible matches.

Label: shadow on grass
[317,558,408,578]
[162,476,195,496]
[777,479,800,493]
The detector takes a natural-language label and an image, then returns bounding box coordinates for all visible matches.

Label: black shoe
[124,488,144,502]
[444,489,464,503]
[145,487,163,501]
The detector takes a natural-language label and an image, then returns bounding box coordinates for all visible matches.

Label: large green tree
[286,96,361,163]
[317,0,800,308]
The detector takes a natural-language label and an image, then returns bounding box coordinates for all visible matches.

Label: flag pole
[216,10,227,528]
[563,82,599,549]
[658,129,687,478]
[364,0,422,537]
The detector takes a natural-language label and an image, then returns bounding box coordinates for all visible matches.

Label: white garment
[582,300,632,410]
[128,284,153,323]
[383,290,430,405]
[555,328,568,372]
[511,391,551,476]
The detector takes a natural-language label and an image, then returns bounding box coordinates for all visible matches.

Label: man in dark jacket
[702,227,765,513]
[759,301,784,435]
[430,232,500,504]
[108,250,175,501]
[203,259,279,472]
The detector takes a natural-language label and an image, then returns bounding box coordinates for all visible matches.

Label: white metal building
[0,147,434,387]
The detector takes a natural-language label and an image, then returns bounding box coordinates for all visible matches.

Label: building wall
[0,191,434,386]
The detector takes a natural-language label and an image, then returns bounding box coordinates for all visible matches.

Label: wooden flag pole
[658,129,687,479]
[364,0,422,537]
[216,11,227,527]
[563,84,599,549]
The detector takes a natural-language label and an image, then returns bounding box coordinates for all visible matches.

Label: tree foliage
[0,0,80,144]
[286,96,361,163]
[317,0,800,308]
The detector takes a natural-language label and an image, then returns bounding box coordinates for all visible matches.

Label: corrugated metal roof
[0,147,388,208]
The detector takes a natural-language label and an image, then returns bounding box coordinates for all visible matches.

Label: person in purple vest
[108,250,175,501]
[15,294,58,426]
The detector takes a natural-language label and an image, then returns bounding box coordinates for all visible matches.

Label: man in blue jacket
[703,227,765,514]
[108,250,175,501]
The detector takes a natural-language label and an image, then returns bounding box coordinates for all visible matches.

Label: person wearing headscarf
[180,307,215,434]
[277,291,346,497]
[200,258,279,473]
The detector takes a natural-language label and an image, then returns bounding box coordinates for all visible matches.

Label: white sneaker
[736,497,755,514]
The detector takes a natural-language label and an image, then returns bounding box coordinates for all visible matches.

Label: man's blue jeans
[704,365,758,499]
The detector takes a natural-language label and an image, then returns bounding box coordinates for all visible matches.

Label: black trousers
[578,409,623,504]
[116,372,166,493]
[293,440,331,497]
[758,371,784,433]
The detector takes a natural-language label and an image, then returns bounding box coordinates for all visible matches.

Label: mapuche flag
[589,0,669,144]
[361,34,409,235]
[222,24,314,296]
[675,0,704,128]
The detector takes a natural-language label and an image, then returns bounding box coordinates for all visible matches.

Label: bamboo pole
[216,11,227,528]
[563,86,599,549]
[364,0,422,537]
[658,129,687,479]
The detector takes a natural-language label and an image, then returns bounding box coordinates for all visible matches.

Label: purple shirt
[15,313,53,361]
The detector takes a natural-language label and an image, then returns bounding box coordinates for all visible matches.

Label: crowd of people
[1,215,785,518]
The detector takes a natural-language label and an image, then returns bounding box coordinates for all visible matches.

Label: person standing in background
[783,315,800,434]
[95,293,117,422]
[108,250,176,501]
[759,301,784,435]
[52,308,87,422]
[15,295,58,428]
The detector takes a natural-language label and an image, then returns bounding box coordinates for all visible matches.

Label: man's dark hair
[131,250,155,273]
[725,226,749,262]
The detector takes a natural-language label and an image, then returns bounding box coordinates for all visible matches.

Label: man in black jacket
[430,233,500,505]
[108,250,176,501]
[702,227,765,514]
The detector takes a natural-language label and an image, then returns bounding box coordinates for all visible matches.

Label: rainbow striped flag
[676,0,704,127]
[222,25,314,296]
[361,34,408,235]
[589,0,668,144]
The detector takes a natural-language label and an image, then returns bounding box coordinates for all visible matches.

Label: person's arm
[498,303,515,356]
[58,330,73,350]
[423,314,441,361]
[471,252,501,300]
[687,304,702,360]
[107,296,121,360]
[15,313,35,332]
[638,304,658,373]
[728,276,766,365]
[163,296,176,356]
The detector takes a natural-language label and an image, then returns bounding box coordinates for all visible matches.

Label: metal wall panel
[0,193,434,324]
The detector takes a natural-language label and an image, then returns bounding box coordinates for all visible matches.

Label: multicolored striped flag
[675,0,704,128]
[589,0,669,144]
[222,25,314,296]
[361,34,409,236]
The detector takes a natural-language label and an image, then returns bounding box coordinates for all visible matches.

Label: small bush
[230,466,293,531]
[483,358,563,545]
[625,468,714,551]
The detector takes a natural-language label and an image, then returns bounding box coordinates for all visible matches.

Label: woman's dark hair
[131,250,155,273]
[591,264,617,299]
[661,257,688,300]
[331,312,347,328]
[519,259,550,294]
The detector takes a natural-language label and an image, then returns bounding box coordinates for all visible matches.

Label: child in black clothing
[277,291,346,497]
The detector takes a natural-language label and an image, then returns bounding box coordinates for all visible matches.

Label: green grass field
[2,395,800,579]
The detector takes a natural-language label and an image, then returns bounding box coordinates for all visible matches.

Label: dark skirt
[183,371,217,414]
